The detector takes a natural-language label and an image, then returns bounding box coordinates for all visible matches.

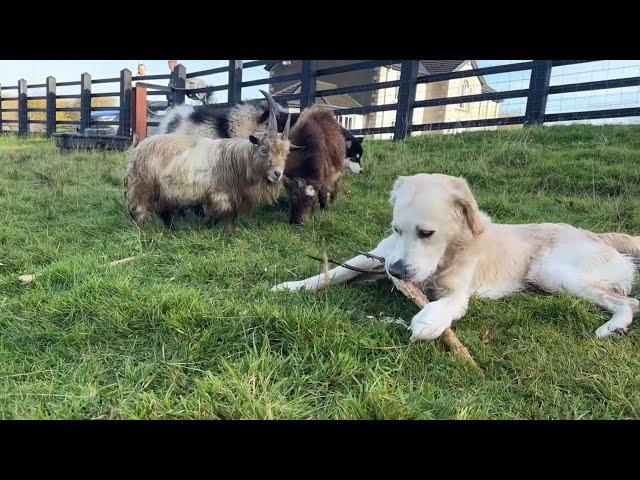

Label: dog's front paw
[271,280,306,292]
[409,307,451,342]
[595,321,630,338]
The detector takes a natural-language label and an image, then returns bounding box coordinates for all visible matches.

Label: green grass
[1,125,640,419]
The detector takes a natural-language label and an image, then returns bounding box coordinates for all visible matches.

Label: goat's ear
[451,178,485,235]
[355,137,364,144]
[345,139,352,149]
[289,144,305,152]
[258,109,270,125]
[389,176,407,206]
[249,135,260,145]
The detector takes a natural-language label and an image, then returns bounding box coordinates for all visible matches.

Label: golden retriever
[272,173,640,341]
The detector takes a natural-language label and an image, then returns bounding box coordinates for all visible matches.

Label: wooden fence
[2,60,639,145]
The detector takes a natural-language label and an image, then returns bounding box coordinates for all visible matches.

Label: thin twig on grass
[308,251,484,374]
[107,256,137,267]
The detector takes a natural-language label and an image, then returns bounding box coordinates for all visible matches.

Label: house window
[339,115,355,130]
[459,80,470,109]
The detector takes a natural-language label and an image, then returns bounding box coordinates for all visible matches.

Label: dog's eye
[417,229,435,239]
[393,227,402,235]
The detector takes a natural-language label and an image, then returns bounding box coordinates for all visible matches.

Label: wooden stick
[386,275,484,374]
[308,251,483,373]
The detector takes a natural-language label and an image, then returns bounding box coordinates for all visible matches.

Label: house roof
[263,61,291,71]
[419,60,500,101]
[481,84,497,94]
[420,60,467,74]
[264,60,501,102]
[264,60,472,76]
[271,80,361,110]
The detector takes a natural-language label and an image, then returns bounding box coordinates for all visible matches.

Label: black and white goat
[159,100,365,173]
[159,99,289,140]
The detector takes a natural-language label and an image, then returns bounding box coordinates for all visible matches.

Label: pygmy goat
[125,90,301,234]
[283,106,346,225]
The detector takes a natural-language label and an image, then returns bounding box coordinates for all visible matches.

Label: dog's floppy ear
[450,177,485,235]
[389,176,407,206]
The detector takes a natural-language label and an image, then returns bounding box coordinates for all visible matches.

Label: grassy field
[1,125,640,419]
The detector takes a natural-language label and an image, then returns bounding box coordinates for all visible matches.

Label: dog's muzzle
[387,260,412,280]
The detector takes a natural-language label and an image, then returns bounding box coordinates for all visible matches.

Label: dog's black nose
[387,260,409,280]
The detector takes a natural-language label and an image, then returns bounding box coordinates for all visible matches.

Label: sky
[0,60,269,102]
[1,59,639,123]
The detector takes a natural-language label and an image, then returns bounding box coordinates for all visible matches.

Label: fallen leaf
[481,330,491,344]
[18,274,37,285]
[107,257,137,267]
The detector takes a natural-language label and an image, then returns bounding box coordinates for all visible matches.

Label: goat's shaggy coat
[125,91,292,233]
[159,101,290,140]
[283,107,346,224]
[125,135,288,233]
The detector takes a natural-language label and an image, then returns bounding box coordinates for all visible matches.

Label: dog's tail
[158,103,194,134]
[596,232,640,256]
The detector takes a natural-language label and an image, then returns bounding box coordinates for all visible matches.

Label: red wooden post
[132,86,147,142]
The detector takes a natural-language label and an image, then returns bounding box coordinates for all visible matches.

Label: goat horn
[282,114,291,139]
[259,89,278,137]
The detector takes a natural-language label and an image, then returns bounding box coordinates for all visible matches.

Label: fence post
[228,60,243,105]
[172,64,187,105]
[0,83,3,134]
[300,60,317,110]
[118,68,132,137]
[393,60,420,141]
[18,79,28,136]
[46,76,56,136]
[132,86,148,142]
[524,60,552,126]
[80,72,92,133]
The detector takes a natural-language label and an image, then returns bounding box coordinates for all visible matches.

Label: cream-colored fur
[125,133,287,232]
[272,173,640,340]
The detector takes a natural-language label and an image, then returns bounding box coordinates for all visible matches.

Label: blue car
[77,101,169,136]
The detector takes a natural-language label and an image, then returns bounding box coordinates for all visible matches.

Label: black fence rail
[0,69,172,137]
[1,60,639,142]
